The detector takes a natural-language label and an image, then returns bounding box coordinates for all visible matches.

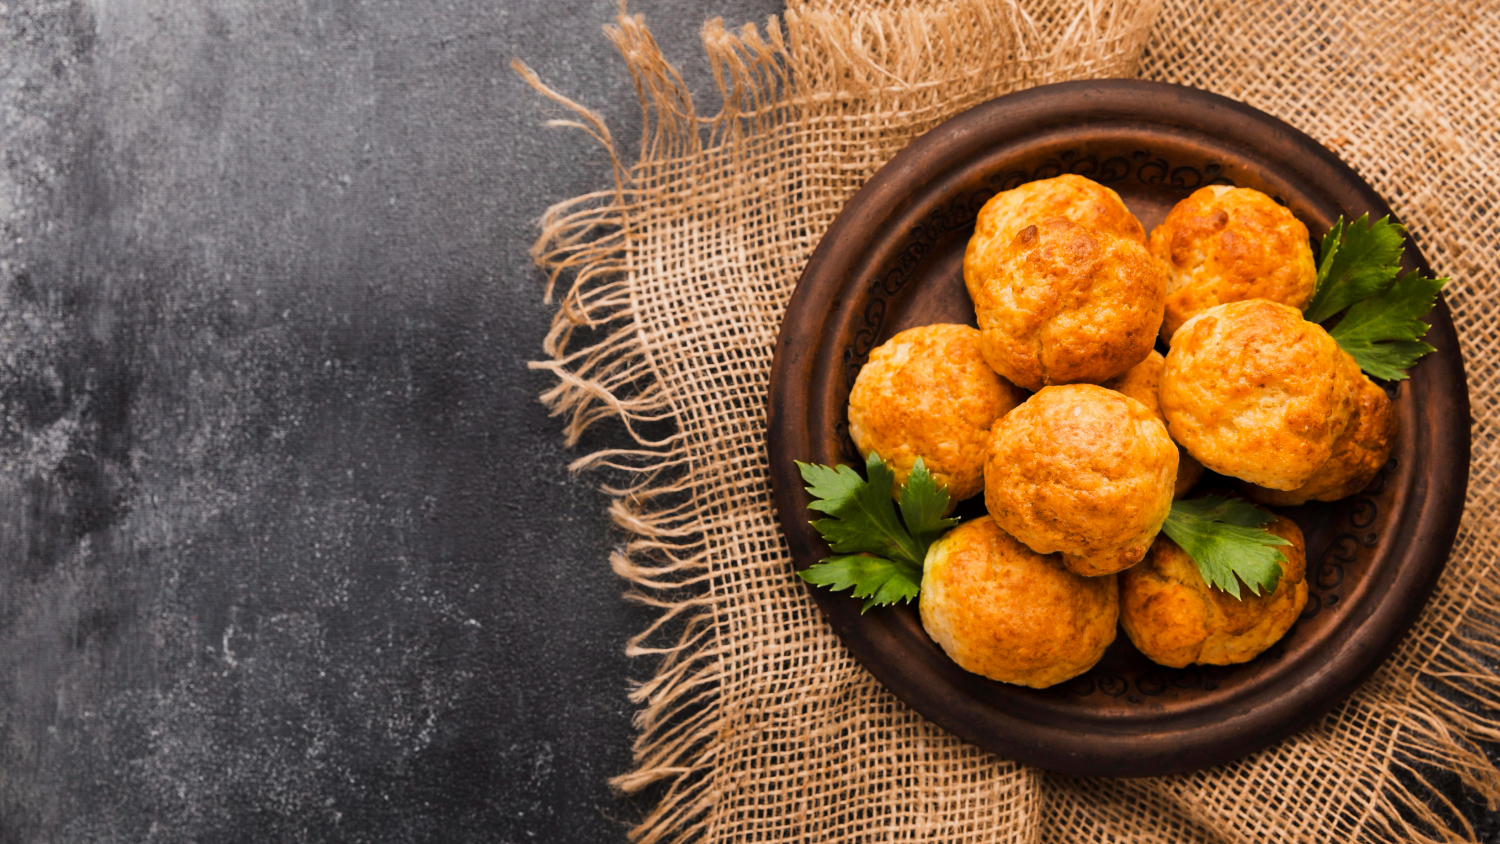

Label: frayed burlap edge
[518,0,1500,841]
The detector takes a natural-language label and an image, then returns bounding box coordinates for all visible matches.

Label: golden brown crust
[984,384,1177,576]
[965,176,1146,303]
[848,324,1025,502]
[1246,355,1398,505]
[1120,514,1308,667]
[1151,185,1318,340]
[967,218,1167,391]
[919,516,1118,688]
[1102,350,1205,498]
[1160,300,1357,490]
[1102,349,1167,418]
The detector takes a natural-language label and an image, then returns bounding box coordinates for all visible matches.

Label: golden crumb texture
[1247,354,1398,505]
[1102,350,1204,498]
[848,324,1025,502]
[984,384,1177,576]
[967,217,1167,391]
[1120,514,1309,668]
[920,516,1118,688]
[1151,185,1317,340]
[965,176,1146,303]
[1161,300,1356,490]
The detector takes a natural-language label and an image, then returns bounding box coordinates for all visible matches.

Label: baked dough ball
[984,384,1177,576]
[1102,350,1205,498]
[966,175,1146,301]
[1246,356,1398,505]
[1120,514,1308,668]
[967,218,1167,391]
[848,324,1025,502]
[920,516,1117,688]
[1161,300,1357,491]
[1151,185,1318,340]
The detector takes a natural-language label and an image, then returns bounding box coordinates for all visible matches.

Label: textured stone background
[0,0,775,840]
[2,0,1494,842]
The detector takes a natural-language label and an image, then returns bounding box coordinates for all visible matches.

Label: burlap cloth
[519,0,1500,840]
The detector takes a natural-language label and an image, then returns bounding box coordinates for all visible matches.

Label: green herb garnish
[1306,214,1448,380]
[795,453,953,612]
[1161,496,1290,598]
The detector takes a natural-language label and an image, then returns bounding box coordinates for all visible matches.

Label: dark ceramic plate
[766,80,1470,777]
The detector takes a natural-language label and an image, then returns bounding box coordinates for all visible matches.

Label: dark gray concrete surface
[0,0,777,841]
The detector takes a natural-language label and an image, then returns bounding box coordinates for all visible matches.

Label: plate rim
[765,79,1471,777]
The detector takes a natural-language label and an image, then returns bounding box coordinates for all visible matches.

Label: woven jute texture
[520,0,1500,840]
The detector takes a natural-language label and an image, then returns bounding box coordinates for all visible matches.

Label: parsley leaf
[801,453,923,566]
[899,459,960,550]
[1161,496,1291,599]
[1303,214,1449,380]
[1305,214,1407,323]
[798,555,923,613]
[1328,270,1447,381]
[794,454,953,612]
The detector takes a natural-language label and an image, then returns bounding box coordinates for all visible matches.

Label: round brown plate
[766,80,1469,777]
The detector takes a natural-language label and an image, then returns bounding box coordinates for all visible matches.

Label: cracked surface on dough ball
[1151,185,1317,341]
[984,384,1177,576]
[964,174,1146,305]
[967,218,1167,391]
[920,516,1117,688]
[1161,300,1357,491]
[1246,354,1398,505]
[848,324,1025,502]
